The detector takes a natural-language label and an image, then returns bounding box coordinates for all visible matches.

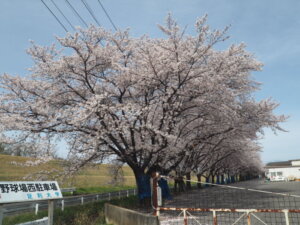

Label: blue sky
[0,0,299,162]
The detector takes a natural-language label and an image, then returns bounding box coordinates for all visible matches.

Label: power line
[64,0,88,27]
[97,0,117,31]
[40,0,69,32]
[81,0,101,26]
[50,0,76,31]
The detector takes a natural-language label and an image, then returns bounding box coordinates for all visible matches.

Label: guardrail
[60,187,76,195]
[2,189,137,217]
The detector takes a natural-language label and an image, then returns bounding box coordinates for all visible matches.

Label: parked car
[270,176,286,182]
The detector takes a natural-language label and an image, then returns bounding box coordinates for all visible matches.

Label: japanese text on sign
[0,181,62,203]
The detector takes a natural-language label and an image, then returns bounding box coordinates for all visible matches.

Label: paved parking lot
[159,179,300,224]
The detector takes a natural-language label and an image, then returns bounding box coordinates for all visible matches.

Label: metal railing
[154,176,300,225]
[60,187,76,195]
[2,189,137,216]
[159,207,300,225]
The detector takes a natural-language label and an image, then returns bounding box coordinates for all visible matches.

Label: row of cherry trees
[0,15,285,196]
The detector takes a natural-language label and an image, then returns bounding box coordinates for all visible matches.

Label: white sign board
[157,186,162,206]
[0,181,62,203]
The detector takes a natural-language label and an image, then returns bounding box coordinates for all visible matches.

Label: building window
[271,172,276,176]
[277,172,283,176]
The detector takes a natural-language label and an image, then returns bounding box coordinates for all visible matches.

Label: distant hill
[0,154,135,188]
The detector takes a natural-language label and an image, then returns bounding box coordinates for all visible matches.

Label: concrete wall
[105,203,160,225]
[16,217,48,225]
[267,167,300,179]
[291,161,300,166]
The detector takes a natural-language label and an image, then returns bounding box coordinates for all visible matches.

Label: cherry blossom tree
[0,15,285,198]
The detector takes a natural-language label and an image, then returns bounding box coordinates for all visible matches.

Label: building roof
[289,159,300,161]
[265,161,291,167]
[265,159,300,168]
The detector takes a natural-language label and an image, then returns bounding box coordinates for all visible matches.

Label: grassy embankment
[0,154,136,192]
[0,154,139,225]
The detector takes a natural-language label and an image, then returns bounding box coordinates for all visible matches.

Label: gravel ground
[159,179,300,225]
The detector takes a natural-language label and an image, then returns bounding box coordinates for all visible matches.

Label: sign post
[48,200,54,225]
[157,186,162,207]
[0,205,4,225]
[151,172,160,216]
[0,181,62,224]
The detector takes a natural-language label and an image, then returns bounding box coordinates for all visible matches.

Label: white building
[265,159,300,181]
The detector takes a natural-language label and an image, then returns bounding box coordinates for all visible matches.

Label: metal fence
[2,189,137,216]
[6,178,300,224]
[156,177,300,225]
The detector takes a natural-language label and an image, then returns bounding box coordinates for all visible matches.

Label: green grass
[3,211,48,225]
[0,154,139,225]
[62,186,136,196]
[3,196,138,225]
[0,154,136,189]
[73,186,135,195]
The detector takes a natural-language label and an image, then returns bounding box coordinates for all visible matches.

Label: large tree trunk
[205,176,210,187]
[197,174,202,189]
[221,174,225,184]
[179,176,186,192]
[186,172,192,190]
[175,176,185,192]
[216,175,220,184]
[132,168,151,206]
[174,177,179,193]
[227,173,231,183]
